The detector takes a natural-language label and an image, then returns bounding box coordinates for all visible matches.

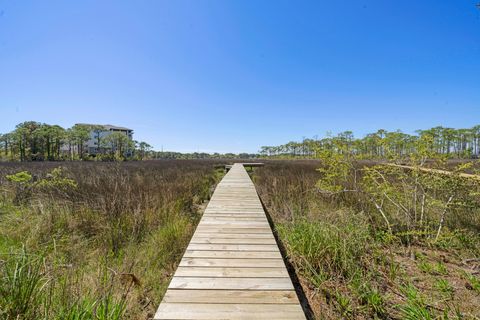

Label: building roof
[75,123,133,131]
[103,124,133,131]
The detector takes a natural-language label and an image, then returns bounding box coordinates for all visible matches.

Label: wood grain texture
[174,266,289,277]
[155,303,305,320]
[183,250,282,259]
[162,290,298,304]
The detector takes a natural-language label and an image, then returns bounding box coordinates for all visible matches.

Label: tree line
[0,121,260,161]
[152,151,258,160]
[0,121,153,161]
[259,125,480,159]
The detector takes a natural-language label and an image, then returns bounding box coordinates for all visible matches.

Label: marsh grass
[0,248,45,319]
[276,214,372,284]
[254,160,480,319]
[396,284,433,320]
[0,160,222,319]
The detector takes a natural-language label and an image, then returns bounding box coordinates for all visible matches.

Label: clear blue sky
[1,1,479,153]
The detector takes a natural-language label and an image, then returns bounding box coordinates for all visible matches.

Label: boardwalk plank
[155,303,305,320]
[187,244,279,251]
[183,250,281,259]
[162,290,298,304]
[174,266,289,277]
[192,232,274,239]
[190,237,276,244]
[179,257,285,267]
[169,277,294,290]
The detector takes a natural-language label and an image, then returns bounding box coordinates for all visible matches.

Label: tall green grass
[276,214,372,284]
[0,248,45,319]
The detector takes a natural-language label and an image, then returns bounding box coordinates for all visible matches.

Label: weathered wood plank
[169,277,294,290]
[202,216,268,221]
[190,237,276,244]
[203,214,266,218]
[179,257,285,267]
[199,221,270,226]
[192,232,274,239]
[162,289,298,304]
[155,303,305,320]
[194,227,272,233]
[183,250,282,259]
[174,266,289,277]
[187,244,279,251]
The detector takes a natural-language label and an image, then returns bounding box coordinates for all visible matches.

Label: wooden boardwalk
[154,163,306,319]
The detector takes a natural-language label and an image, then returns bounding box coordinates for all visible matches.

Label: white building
[77,124,134,155]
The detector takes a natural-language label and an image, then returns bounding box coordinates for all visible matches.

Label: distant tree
[70,124,91,159]
[89,125,106,155]
[38,124,65,160]
[0,133,13,159]
[103,132,133,160]
[138,141,152,160]
[12,121,43,161]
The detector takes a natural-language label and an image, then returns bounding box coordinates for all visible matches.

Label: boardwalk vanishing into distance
[155,163,306,319]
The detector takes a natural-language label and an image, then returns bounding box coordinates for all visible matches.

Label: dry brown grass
[0,160,223,319]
